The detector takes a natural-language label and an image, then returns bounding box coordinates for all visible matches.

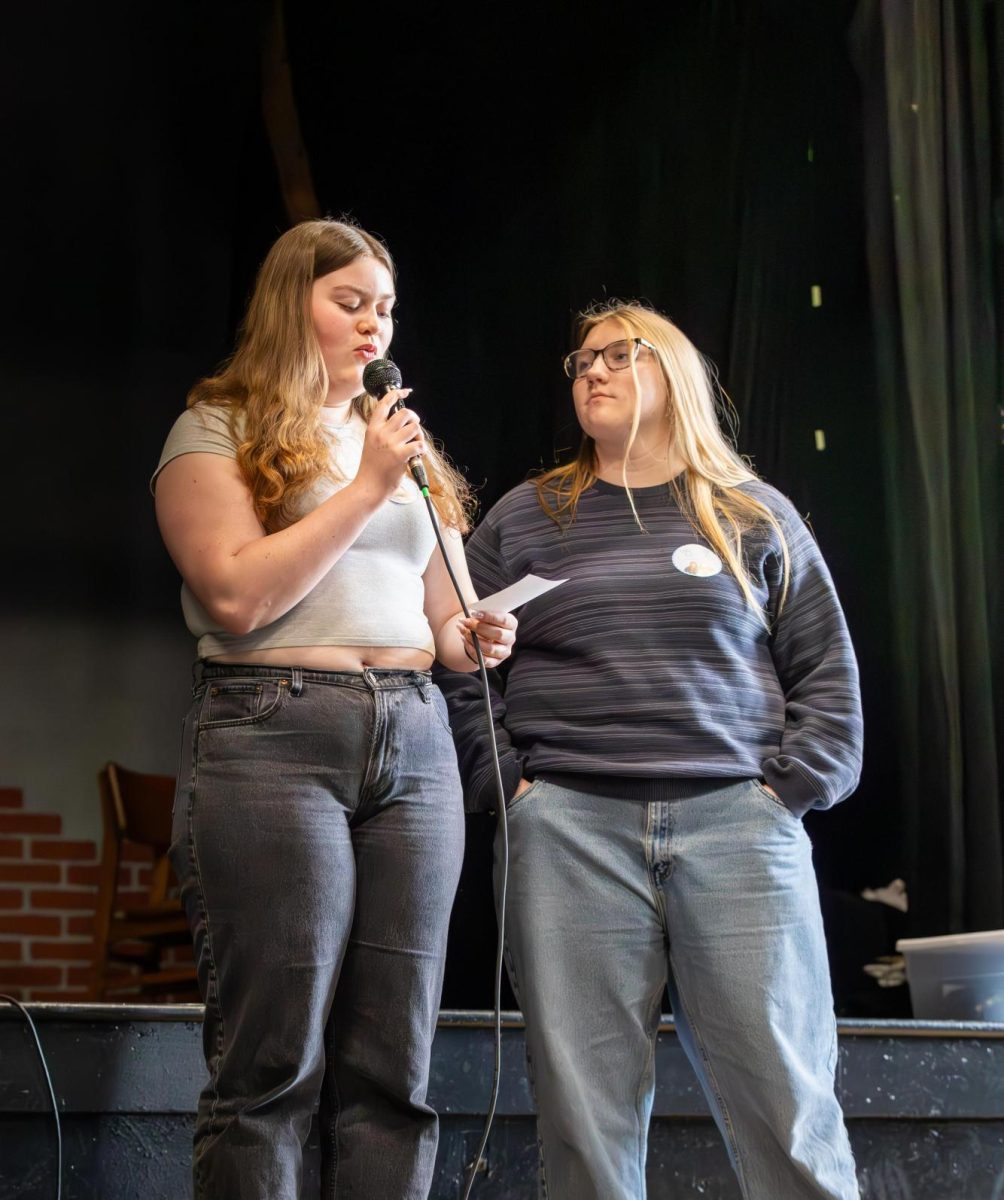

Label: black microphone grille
[362,358,403,398]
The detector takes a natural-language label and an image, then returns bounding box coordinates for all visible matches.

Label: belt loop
[191,659,205,695]
[290,667,303,697]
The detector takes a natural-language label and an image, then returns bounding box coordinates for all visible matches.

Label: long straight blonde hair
[188,218,473,532]
[536,301,789,623]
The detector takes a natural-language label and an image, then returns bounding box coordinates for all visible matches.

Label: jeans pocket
[505,778,542,814]
[429,688,454,735]
[751,778,801,823]
[199,679,289,729]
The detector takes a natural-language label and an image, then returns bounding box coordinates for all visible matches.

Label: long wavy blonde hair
[536,301,790,623]
[188,218,473,532]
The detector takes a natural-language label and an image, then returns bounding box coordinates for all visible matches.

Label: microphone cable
[418,488,510,1200]
[363,357,511,1195]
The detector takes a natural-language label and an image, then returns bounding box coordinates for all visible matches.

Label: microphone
[362,357,402,400]
[362,358,429,491]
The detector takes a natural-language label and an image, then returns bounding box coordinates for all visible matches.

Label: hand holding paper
[458,576,565,669]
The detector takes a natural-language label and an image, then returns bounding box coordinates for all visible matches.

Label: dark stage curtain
[420,2,903,1005]
[537,1,904,899]
[850,0,1003,933]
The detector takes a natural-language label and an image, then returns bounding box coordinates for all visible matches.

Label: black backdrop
[2,1,998,1007]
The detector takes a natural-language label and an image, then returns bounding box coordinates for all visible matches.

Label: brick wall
[0,786,189,1001]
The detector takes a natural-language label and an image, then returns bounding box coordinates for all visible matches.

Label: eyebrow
[328,284,396,302]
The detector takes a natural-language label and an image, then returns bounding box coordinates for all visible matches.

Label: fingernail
[471,609,484,619]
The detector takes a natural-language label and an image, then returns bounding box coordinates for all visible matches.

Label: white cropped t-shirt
[152,403,437,660]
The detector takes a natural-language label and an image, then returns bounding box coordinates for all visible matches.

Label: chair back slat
[90,762,195,1001]
[106,763,176,851]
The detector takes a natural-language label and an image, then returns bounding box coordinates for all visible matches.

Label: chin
[337,366,366,390]
[582,419,627,439]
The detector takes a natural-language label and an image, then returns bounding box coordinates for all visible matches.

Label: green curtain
[850,0,1003,933]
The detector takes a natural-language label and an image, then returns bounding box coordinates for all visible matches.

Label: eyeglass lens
[567,339,637,378]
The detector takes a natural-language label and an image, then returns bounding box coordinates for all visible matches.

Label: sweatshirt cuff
[761,755,827,819]
[468,753,525,814]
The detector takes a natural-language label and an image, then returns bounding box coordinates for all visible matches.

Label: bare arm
[154,393,424,634]
[422,523,516,673]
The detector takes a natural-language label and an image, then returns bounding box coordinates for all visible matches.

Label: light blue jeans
[497,777,860,1200]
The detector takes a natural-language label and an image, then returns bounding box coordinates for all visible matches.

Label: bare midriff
[209,644,435,671]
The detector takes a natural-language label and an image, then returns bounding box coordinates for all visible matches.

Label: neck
[322,394,354,417]
[593,433,687,487]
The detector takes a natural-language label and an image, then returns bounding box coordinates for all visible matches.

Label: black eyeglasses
[562,337,655,380]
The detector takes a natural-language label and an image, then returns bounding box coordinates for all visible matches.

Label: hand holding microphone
[362,358,430,492]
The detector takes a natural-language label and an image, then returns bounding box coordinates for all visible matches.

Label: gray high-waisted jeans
[170,663,465,1199]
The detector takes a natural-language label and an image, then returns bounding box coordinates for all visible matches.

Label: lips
[354,344,378,360]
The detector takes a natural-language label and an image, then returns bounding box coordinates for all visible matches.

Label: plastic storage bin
[896,929,1004,1021]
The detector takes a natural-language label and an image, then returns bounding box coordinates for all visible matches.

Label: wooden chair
[89,762,199,1001]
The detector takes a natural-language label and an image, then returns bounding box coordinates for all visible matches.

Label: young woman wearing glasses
[152,218,515,1199]
[439,301,862,1199]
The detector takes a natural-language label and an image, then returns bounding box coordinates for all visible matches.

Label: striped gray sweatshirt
[436,477,863,817]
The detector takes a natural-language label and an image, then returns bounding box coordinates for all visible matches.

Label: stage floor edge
[2,1005,1002,1199]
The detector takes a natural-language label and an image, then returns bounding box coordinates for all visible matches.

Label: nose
[356,306,380,335]
[581,352,608,382]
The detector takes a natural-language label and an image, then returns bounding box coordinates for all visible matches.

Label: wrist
[344,471,394,509]
[436,622,480,673]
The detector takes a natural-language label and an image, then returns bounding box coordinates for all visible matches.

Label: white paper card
[476,574,566,614]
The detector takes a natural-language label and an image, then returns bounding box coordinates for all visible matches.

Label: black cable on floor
[0,992,62,1200]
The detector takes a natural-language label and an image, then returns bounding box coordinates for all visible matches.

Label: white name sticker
[671,544,723,577]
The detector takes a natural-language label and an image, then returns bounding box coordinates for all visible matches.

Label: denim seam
[359,690,383,800]
[669,961,751,1198]
[634,988,662,1198]
[641,802,669,1198]
[172,710,196,817]
[642,801,667,918]
[199,665,431,688]
[187,764,227,1199]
